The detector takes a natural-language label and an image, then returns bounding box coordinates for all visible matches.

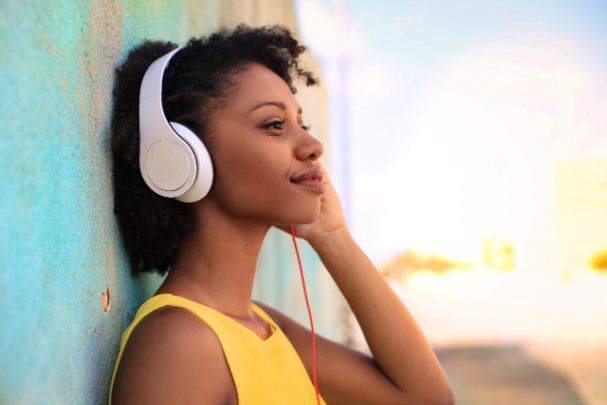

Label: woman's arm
[280,169,454,405]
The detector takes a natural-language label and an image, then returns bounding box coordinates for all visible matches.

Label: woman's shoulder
[111,306,236,404]
[131,305,220,348]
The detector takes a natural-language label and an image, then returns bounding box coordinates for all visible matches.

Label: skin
[111,63,455,405]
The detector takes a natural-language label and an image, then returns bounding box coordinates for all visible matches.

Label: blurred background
[296,0,607,404]
[0,0,605,404]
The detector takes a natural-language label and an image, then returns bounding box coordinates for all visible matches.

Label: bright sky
[297,0,607,265]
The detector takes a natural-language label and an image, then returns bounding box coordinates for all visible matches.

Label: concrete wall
[0,1,337,403]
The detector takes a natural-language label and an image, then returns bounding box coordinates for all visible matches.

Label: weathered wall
[0,1,336,404]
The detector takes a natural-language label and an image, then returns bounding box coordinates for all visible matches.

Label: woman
[109,25,454,404]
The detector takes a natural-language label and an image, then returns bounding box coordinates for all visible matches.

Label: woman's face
[205,63,324,226]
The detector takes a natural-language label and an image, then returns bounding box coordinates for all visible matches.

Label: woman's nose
[295,131,324,161]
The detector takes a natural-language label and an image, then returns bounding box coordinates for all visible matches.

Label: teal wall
[0,1,337,404]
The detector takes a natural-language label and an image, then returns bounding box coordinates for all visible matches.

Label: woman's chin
[273,208,320,227]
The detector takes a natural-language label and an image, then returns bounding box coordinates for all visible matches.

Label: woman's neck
[157,205,270,319]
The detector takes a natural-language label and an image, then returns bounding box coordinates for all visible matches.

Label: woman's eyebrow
[249,101,303,114]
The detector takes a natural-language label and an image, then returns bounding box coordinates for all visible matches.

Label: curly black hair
[111,25,318,276]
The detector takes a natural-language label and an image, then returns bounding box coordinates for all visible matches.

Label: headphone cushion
[170,122,214,202]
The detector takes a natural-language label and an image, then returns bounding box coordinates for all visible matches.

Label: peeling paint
[101,287,111,313]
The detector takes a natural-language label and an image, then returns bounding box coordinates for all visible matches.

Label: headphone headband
[138,46,214,202]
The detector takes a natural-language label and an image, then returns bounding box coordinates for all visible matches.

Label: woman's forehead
[230,63,299,110]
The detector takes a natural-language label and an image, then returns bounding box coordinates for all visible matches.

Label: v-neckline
[226,308,277,342]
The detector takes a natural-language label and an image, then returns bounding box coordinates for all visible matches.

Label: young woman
[109,25,454,405]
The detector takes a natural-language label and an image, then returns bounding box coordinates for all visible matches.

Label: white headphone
[139,47,214,203]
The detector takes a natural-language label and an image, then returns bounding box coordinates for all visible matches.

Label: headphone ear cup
[169,122,214,202]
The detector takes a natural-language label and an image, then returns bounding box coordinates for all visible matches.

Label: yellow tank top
[109,294,326,405]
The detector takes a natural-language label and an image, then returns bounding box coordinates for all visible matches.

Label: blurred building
[553,157,607,275]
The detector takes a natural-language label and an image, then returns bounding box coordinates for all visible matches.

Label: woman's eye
[261,120,310,134]
[264,120,284,130]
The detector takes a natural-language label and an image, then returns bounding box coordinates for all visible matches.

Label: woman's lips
[290,166,325,192]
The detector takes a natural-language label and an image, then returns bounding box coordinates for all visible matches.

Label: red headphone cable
[289,225,321,405]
